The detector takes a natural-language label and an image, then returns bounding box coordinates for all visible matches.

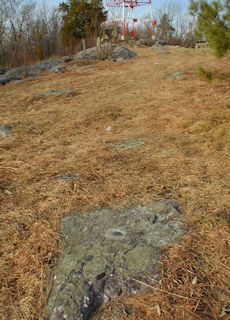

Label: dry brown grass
[0,47,229,320]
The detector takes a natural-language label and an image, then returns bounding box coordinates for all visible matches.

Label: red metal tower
[105,0,156,39]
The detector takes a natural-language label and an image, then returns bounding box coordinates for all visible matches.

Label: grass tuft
[197,66,213,81]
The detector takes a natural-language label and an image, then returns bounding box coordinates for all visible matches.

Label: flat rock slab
[47,201,184,320]
[33,89,77,99]
[111,139,145,150]
[55,173,81,182]
[167,72,184,80]
[0,125,12,138]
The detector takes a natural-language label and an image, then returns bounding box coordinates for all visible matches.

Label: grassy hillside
[0,47,229,320]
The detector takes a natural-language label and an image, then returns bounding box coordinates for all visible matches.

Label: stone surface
[0,46,135,85]
[110,46,136,61]
[62,56,73,63]
[28,60,61,76]
[50,65,66,73]
[47,201,184,320]
[0,59,62,85]
[167,72,183,80]
[55,173,81,182]
[74,47,98,61]
[111,139,145,150]
[2,66,27,78]
[0,125,12,138]
[0,75,23,85]
[74,45,136,62]
[0,78,8,86]
[33,89,77,99]
[0,68,7,75]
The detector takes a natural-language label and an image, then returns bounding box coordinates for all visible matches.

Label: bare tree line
[0,0,64,67]
[156,1,196,46]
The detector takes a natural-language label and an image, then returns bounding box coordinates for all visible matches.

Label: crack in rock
[47,200,185,320]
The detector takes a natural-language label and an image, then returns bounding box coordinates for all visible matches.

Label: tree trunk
[82,38,86,51]
[96,37,101,50]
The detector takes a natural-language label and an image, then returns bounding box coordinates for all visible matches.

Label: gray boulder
[49,65,65,74]
[74,47,98,61]
[62,56,73,63]
[27,60,61,77]
[74,45,137,62]
[0,68,7,75]
[0,66,25,85]
[0,79,8,86]
[110,45,137,61]
[0,59,62,85]
[0,75,23,86]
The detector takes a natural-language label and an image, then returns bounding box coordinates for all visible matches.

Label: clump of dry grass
[96,44,113,60]
[0,47,229,320]
[197,66,213,81]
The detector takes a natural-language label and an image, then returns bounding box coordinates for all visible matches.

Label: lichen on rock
[47,200,185,320]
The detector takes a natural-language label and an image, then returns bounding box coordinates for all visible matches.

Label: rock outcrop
[0,59,62,86]
[47,200,184,320]
[0,45,136,86]
[74,45,137,62]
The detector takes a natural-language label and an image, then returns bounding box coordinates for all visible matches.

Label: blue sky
[40,0,189,11]
[154,0,189,11]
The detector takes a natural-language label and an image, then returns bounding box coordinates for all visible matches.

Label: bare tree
[154,0,196,46]
[0,0,63,67]
[0,1,8,65]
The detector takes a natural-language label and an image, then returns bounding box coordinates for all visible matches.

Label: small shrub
[197,66,213,81]
[96,44,112,60]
